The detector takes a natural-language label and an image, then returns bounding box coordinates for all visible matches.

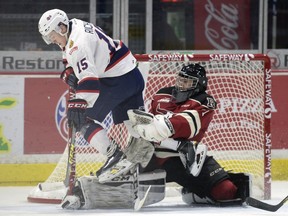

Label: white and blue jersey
[62,18,144,124]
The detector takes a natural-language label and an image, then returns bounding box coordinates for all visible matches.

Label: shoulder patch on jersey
[206,96,217,109]
[157,98,171,103]
[69,40,74,48]
[192,93,217,109]
[69,46,78,55]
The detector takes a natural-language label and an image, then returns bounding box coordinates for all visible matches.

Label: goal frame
[135,53,272,199]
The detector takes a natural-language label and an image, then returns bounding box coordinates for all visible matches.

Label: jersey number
[95,27,116,54]
[77,58,88,73]
[84,22,116,54]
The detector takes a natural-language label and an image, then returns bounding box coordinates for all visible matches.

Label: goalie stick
[133,164,150,211]
[134,185,152,211]
[246,195,288,212]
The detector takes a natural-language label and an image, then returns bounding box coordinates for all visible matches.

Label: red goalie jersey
[148,85,217,162]
[150,86,217,143]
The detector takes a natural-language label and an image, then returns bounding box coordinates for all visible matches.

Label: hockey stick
[64,87,77,195]
[39,87,77,193]
[246,195,288,212]
[38,127,77,193]
[64,125,77,195]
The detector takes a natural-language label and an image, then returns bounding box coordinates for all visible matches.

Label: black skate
[96,140,135,183]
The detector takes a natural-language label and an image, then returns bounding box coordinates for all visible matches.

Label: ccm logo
[68,103,87,109]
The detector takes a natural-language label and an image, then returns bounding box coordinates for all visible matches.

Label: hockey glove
[129,110,174,142]
[60,67,78,90]
[67,99,88,131]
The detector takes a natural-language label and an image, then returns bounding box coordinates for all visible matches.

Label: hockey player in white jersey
[38,9,153,182]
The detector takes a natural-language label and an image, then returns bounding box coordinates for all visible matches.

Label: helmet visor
[175,75,198,91]
[42,30,58,45]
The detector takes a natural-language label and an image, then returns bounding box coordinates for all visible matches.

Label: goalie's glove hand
[60,67,78,90]
[67,99,88,131]
[133,113,175,142]
[128,109,154,126]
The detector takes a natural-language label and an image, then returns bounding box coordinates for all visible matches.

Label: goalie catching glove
[127,109,174,142]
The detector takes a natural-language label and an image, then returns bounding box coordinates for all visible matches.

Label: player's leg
[126,110,208,177]
[181,172,251,206]
[161,156,250,206]
[96,99,152,182]
[96,136,155,183]
[94,69,146,182]
[85,66,144,122]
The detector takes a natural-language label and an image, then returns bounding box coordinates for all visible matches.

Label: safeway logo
[210,54,255,61]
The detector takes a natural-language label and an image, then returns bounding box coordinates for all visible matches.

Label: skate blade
[98,159,135,183]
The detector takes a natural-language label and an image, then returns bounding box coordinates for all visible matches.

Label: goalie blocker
[61,169,166,210]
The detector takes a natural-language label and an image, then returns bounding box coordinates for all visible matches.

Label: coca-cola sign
[194,0,251,50]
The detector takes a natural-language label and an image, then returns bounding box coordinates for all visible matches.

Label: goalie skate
[97,158,136,183]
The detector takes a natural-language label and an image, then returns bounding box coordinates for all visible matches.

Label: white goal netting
[27,53,272,203]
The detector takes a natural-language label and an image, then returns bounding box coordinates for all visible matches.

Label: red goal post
[27,53,272,204]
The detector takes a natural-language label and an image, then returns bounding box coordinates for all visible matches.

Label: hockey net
[27,53,272,204]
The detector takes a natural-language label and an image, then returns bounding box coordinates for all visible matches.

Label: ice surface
[0,181,287,216]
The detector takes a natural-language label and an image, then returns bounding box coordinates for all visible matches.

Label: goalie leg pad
[62,169,166,210]
[73,175,137,209]
[123,137,155,168]
[228,172,251,202]
[181,172,251,207]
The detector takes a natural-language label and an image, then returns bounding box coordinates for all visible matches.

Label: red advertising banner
[24,78,67,154]
[21,74,287,154]
[194,0,251,50]
[271,75,288,149]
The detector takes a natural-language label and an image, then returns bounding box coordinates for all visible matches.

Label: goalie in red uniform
[127,63,250,205]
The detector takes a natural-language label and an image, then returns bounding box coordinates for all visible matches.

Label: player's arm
[169,108,214,140]
[150,93,216,141]
[62,49,101,132]
[127,105,214,143]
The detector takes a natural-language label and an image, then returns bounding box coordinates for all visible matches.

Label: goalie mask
[172,64,208,103]
[38,9,69,44]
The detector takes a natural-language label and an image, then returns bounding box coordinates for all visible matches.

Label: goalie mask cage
[27,53,272,204]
